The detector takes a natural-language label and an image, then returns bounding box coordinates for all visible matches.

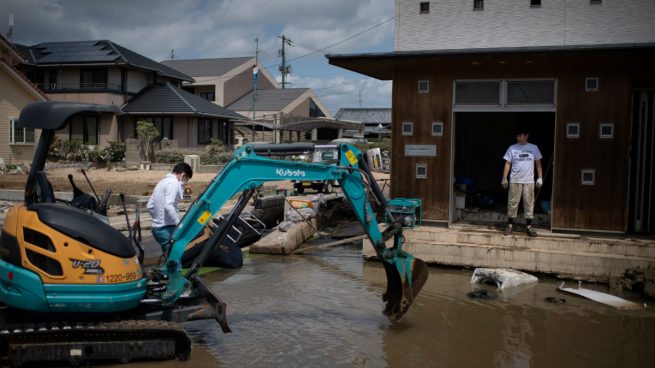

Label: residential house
[15,40,243,149]
[329,0,655,234]
[161,57,349,143]
[0,35,47,164]
[334,108,391,138]
[162,57,278,107]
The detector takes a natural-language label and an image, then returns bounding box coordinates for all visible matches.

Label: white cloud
[1,0,394,112]
[288,74,391,114]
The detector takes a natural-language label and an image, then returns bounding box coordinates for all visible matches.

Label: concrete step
[363,237,655,281]
[403,226,655,259]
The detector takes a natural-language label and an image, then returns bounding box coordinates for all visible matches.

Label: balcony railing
[37,82,124,94]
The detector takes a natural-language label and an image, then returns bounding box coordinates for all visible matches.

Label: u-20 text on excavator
[0,102,428,366]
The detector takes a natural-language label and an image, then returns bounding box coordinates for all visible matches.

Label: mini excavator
[0,102,428,366]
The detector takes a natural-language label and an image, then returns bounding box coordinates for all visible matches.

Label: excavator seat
[27,203,135,258]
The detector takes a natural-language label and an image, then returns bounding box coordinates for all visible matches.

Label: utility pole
[251,38,259,141]
[278,35,293,89]
[358,90,362,108]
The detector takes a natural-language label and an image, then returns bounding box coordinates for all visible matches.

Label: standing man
[147,163,193,254]
[501,127,543,237]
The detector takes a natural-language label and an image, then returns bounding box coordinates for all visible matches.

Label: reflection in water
[123,244,655,368]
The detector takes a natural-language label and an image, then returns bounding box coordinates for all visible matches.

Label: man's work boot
[526,226,538,237]
[503,224,513,236]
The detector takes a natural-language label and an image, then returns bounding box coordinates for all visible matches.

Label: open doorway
[453,112,555,227]
[629,90,655,234]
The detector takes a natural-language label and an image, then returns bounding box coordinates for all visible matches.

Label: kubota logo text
[275,168,306,177]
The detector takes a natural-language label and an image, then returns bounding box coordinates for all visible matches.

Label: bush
[155,149,185,164]
[136,121,159,161]
[200,151,233,165]
[200,138,233,164]
[105,141,126,162]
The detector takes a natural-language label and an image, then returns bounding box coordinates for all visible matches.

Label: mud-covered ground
[0,167,219,196]
[0,167,390,197]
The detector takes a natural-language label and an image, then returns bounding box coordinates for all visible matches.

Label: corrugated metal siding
[396,0,655,51]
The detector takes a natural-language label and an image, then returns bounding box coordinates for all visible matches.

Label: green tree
[136,121,159,161]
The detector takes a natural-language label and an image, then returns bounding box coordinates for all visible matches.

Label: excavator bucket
[381,251,429,321]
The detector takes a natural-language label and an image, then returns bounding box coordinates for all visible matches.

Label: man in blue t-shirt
[501,127,543,237]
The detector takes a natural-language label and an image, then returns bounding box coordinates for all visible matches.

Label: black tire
[323,181,333,194]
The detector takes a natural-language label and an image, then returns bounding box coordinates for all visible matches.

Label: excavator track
[0,319,191,367]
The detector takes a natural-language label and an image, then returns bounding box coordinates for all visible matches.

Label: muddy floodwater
[128,243,655,368]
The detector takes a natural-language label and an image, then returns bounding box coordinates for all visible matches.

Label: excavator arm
[160,143,428,321]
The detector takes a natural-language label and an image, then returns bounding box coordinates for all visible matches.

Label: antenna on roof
[7,13,14,65]
[170,49,174,60]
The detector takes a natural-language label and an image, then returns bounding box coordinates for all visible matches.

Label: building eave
[327,43,655,80]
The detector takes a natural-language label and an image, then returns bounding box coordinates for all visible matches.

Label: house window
[455,81,501,105]
[198,118,213,145]
[70,116,99,145]
[134,116,173,141]
[599,123,614,139]
[590,0,601,5]
[10,118,35,144]
[581,169,595,185]
[530,0,541,7]
[431,122,443,136]
[585,77,599,92]
[506,80,555,105]
[80,68,108,89]
[416,164,427,179]
[474,0,484,10]
[309,99,325,118]
[199,92,215,102]
[566,123,580,138]
[418,80,429,93]
[420,2,430,13]
[402,122,413,136]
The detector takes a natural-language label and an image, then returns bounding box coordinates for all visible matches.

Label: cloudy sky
[1,0,394,114]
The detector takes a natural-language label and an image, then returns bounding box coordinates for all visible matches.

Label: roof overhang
[235,117,363,132]
[123,111,241,120]
[327,43,655,80]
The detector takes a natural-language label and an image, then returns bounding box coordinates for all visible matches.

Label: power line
[263,16,396,69]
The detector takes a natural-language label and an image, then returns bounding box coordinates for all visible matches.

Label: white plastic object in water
[470,268,539,289]
[557,282,644,310]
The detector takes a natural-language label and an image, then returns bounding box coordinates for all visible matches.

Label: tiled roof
[122,83,244,120]
[334,108,391,124]
[23,40,192,82]
[227,88,309,111]
[161,57,253,77]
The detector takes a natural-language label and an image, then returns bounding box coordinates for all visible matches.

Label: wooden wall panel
[391,69,452,220]
[388,48,655,231]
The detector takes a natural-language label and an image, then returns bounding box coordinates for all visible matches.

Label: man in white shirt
[501,127,543,237]
[147,163,193,253]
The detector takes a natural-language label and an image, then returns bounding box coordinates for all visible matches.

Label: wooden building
[328,0,655,234]
[329,45,655,234]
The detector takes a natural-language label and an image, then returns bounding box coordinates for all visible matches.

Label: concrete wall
[395,0,655,51]
[127,69,151,93]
